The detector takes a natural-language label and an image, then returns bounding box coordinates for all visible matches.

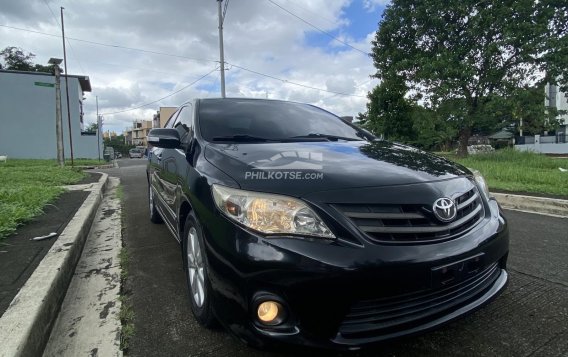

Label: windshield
[198,99,366,142]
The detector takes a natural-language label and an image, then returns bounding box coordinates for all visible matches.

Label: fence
[515,134,567,145]
[515,134,568,154]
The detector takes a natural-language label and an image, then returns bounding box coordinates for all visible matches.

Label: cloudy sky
[1,0,388,134]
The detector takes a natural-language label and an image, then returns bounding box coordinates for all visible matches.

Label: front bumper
[198,199,509,350]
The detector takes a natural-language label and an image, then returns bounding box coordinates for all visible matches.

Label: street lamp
[49,58,65,167]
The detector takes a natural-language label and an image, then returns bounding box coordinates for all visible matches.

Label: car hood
[204,140,469,197]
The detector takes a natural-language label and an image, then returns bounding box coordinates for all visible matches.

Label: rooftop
[0,69,92,92]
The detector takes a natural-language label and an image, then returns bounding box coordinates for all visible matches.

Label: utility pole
[217,0,226,98]
[96,96,101,162]
[61,7,74,166]
[50,58,65,167]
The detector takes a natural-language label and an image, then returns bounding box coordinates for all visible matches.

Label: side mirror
[148,128,181,149]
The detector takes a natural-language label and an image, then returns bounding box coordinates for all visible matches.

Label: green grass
[118,245,134,351]
[118,293,135,351]
[0,159,85,239]
[116,185,124,202]
[118,246,129,280]
[438,149,568,197]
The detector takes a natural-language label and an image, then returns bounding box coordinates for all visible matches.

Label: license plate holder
[431,253,485,289]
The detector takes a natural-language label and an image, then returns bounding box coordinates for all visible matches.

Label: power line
[326,77,376,99]
[281,0,339,28]
[266,0,369,55]
[41,0,87,75]
[228,63,366,98]
[0,24,219,65]
[222,0,230,24]
[1,24,366,99]
[101,67,218,115]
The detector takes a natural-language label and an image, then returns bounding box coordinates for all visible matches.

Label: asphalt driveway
[105,158,568,357]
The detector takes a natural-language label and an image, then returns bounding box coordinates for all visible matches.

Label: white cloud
[1,0,381,133]
[362,0,390,12]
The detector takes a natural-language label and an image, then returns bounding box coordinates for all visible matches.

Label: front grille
[333,188,485,243]
[338,262,501,339]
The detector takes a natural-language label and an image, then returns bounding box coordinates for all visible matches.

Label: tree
[0,47,35,71]
[84,122,99,134]
[371,0,568,156]
[412,106,458,151]
[0,46,58,74]
[491,86,565,136]
[364,77,416,142]
[104,135,134,156]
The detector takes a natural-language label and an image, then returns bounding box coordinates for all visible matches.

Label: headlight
[211,184,335,239]
[471,170,491,199]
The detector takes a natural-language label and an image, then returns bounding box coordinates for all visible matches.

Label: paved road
[106,158,568,357]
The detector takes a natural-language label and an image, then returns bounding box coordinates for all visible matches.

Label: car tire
[182,212,217,328]
[148,184,163,224]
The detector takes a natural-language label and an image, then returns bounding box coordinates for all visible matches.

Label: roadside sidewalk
[0,172,108,357]
[43,177,122,357]
[493,192,568,217]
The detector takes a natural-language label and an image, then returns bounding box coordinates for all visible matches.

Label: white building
[546,83,568,134]
[0,69,101,159]
[515,83,568,154]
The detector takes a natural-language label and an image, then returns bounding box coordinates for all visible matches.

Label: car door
[150,108,181,229]
[160,103,195,236]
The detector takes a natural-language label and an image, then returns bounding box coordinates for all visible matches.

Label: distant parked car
[129,148,143,158]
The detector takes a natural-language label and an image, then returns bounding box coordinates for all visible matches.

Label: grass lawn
[439,149,568,197]
[0,160,85,240]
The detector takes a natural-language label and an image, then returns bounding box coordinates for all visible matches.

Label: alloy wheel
[186,227,205,307]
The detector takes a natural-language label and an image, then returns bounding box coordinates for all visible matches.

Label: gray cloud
[1,0,385,132]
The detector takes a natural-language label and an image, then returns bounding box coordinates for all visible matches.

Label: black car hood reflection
[204,140,469,196]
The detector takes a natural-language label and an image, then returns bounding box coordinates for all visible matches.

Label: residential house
[153,106,177,128]
[103,131,118,140]
[0,69,100,158]
[124,120,153,146]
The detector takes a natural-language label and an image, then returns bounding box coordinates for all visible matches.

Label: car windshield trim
[210,135,276,142]
[289,133,364,141]
[209,134,351,143]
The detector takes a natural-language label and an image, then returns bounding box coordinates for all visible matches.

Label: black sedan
[146,98,509,350]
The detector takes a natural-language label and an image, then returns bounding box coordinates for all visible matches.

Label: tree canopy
[370,0,568,156]
[0,46,59,74]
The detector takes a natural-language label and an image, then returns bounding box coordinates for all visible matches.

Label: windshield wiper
[290,133,363,141]
[211,135,274,142]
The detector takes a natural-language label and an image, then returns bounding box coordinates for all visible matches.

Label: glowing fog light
[257,301,283,325]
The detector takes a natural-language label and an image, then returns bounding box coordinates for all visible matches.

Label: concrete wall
[516,143,568,154]
[0,71,101,159]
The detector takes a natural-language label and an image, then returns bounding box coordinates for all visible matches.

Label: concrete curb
[492,192,568,217]
[0,173,109,357]
[74,163,114,170]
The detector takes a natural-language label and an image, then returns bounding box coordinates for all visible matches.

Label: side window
[174,104,193,131]
[173,104,194,142]
[164,108,181,129]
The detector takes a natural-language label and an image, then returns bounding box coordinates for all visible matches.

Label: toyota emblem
[433,197,457,222]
